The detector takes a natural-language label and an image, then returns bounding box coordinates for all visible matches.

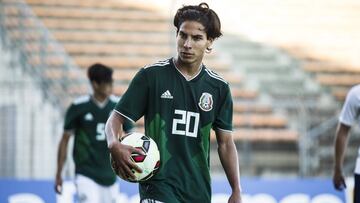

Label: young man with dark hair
[106,3,242,203]
[333,84,360,203]
[54,63,133,203]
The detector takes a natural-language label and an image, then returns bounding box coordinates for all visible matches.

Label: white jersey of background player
[333,84,360,203]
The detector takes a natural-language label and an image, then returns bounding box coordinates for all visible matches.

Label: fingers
[116,165,127,180]
[54,184,62,194]
[128,160,143,173]
[338,178,347,190]
[113,157,139,180]
[131,147,145,155]
[333,176,346,190]
[127,146,144,173]
[335,182,345,190]
[122,161,137,180]
[111,144,144,180]
[54,176,63,194]
[333,179,341,190]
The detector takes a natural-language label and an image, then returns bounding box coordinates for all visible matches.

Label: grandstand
[0,0,359,181]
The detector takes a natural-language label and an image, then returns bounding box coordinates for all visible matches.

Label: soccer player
[333,85,360,203]
[54,63,133,203]
[105,3,242,203]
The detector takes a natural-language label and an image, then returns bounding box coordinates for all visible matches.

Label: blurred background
[0,0,359,202]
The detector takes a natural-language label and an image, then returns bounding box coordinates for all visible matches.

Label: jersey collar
[91,95,109,109]
[172,58,204,82]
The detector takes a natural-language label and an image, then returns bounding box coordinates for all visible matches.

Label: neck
[93,92,108,103]
[174,57,202,78]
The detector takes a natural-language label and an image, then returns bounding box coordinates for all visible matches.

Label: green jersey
[115,58,233,202]
[64,95,133,186]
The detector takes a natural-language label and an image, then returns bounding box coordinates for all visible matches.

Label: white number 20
[172,109,200,138]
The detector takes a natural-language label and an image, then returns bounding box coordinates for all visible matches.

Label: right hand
[228,189,242,203]
[333,168,346,190]
[54,174,63,194]
[109,141,143,180]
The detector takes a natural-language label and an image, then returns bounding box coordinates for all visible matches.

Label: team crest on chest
[198,92,213,112]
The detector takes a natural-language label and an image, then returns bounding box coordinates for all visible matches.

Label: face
[176,21,212,66]
[92,81,113,98]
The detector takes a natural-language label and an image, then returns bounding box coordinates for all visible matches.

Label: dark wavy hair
[173,2,222,41]
[87,63,113,84]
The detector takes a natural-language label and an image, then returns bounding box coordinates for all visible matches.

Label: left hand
[333,167,346,190]
[228,191,242,203]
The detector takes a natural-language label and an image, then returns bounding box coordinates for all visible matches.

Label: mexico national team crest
[198,92,213,112]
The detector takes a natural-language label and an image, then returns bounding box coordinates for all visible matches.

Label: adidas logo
[84,113,93,121]
[160,90,173,99]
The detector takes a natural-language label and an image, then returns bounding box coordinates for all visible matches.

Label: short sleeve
[64,104,78,131]
[339,86,360,126]
[115,68,148,122]
[122,119,134,134]
[213,84,233,132]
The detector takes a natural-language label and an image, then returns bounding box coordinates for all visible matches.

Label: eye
[179,32,187,39]
[193,36,203,41]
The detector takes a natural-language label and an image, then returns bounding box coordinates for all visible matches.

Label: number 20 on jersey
[172,109,200,138]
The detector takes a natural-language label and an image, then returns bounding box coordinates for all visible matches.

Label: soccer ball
[111,132,160,182]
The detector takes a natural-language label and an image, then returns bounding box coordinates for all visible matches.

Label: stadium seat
[233,103,272,114]
[233,114,288,128]
[316,73,360,86]
[29,6,167,21]
[303,61,360,74]
[209,129,298,142]
[231,88,258,100]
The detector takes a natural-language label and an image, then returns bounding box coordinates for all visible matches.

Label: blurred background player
[105,2,242,203]
[54,63,133,203]
[333,84,360,203]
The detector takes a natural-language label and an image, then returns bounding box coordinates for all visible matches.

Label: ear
[206,38,213,48]
[205,38,214,53]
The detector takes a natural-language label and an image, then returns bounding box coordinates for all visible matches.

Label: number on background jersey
[96,123,106,141]
[172,109,199,138]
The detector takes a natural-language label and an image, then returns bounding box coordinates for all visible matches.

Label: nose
[184,38,192,49]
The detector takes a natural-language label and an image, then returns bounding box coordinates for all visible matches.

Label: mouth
[180,52,194,57]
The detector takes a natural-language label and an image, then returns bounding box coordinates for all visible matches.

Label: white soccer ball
[111,132,160,182]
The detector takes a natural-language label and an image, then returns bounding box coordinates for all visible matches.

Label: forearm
[56,137,68,176]
[105,112,124,148]
[334,135,347,170]
[334,124,350,170]
[218,140,241,192]
[334,136,345,169]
